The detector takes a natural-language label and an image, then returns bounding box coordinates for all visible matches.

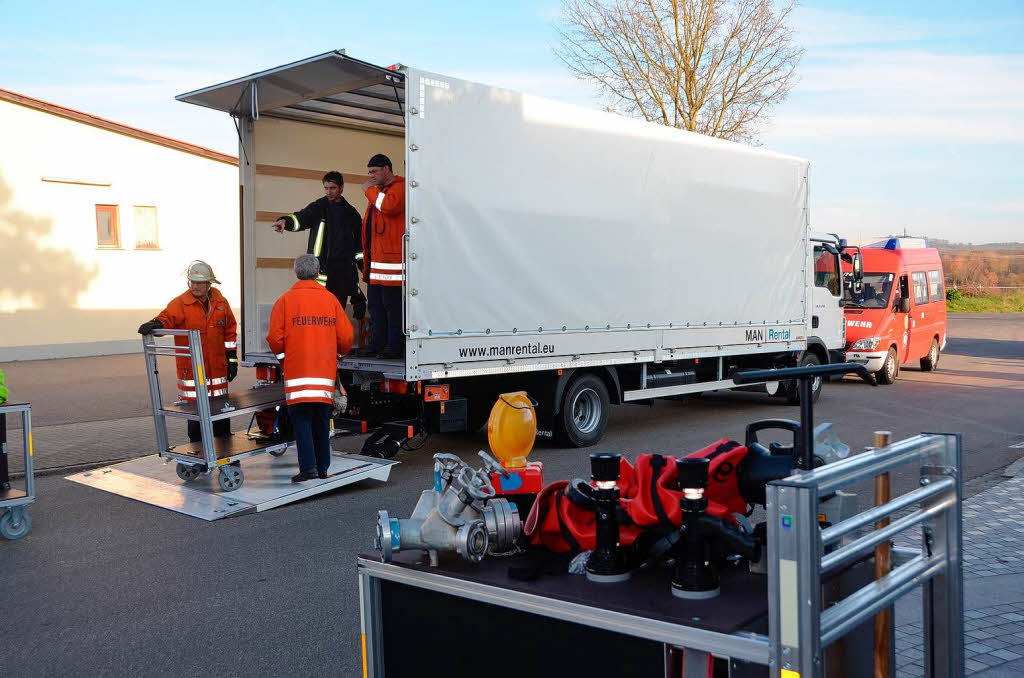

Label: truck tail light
[382,377,409,395]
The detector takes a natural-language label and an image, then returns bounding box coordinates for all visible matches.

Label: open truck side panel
[178,51,829,448]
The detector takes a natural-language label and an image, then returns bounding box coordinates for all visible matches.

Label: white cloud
[791,7,932,48]
[769,50,1024,142]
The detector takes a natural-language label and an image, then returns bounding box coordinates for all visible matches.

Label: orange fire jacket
[156,288,237,401]
[266,280,354,406]
[362,176,406,287]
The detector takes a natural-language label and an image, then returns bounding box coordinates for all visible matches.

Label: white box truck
[177,51,849,452]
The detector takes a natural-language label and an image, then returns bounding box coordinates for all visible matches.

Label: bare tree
[555,0,803,144]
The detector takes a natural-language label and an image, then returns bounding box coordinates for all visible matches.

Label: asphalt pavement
[0,313,1021,676]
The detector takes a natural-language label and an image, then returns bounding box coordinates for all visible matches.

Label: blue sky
[2,0,1021,244]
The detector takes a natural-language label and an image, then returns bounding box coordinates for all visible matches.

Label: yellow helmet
[186,260,220,284]
[487,391,537,468]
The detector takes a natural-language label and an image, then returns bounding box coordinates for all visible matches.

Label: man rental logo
[746,327,792,342]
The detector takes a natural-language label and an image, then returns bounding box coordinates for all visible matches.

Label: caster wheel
[176,463,201,482]
[218,465,244,491]
[1,507,31,540]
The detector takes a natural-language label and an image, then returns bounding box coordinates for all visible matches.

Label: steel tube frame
[820,477,954,546]
[820,554,945,646]
[144,329,216,470]
[0,403,35,507]
[802,435,946,494]
[767,432,963,678]
[820,495,956,574]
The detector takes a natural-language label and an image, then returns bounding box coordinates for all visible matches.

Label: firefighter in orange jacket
[357,153,406,359]
[266,254,354,482]
[138,260,238,442]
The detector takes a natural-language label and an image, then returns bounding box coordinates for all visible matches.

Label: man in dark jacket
[272,171,366,316]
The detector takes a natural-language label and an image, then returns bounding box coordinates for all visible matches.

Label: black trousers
[187,418,231,442]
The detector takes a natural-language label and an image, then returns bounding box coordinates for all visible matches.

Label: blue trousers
[367,284,404,353]
[289,403,332,474]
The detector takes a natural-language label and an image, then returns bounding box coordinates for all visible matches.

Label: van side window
[813,245,841,296]
[912,271,929,305]
[928,270,943,302]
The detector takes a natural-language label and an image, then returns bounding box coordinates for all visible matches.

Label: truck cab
[842,238,946,384]
[809,232,847,363]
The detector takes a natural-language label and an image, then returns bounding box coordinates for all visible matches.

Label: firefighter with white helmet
[138,260,238,441]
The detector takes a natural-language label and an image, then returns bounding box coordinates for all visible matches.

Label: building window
[134,206,159,249]
[95,204,120,248]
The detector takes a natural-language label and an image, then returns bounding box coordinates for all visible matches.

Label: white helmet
[186,260,220,284]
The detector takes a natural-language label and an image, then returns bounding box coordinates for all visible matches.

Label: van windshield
[845,273,894,309]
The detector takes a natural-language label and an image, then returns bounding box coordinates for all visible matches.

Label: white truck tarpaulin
[404,69,809,340]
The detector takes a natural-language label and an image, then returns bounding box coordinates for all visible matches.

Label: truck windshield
[844,273,894,309]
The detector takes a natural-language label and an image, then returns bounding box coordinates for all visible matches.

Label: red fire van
[842,238,947,384]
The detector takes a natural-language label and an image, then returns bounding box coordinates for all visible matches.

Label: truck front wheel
[554,373,610,448]
[784,353,823,405]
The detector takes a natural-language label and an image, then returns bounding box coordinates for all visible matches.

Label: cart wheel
[268,447,287,457]
[218,465,244,491]
[176,463,201,482]
[0,507,31,540]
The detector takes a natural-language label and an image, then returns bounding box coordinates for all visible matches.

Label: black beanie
[367,153,392,169]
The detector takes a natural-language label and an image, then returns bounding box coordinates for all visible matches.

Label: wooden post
[873,430,893,678]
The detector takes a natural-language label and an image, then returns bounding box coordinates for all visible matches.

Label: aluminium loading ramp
[66,451,397,521]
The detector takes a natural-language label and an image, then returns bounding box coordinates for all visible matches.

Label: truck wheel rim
[571,388,601,435]
[887,353,896,380]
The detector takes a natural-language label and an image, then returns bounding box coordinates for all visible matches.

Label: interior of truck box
[177,51,408,362]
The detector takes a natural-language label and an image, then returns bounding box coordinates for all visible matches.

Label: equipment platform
[169,432,286,462]
[161,385,286,421]
[67,451,398,521]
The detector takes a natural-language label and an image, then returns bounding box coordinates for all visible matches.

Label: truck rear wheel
[920,339,940,372]
[876,347,899,384]
[554,373,610,448]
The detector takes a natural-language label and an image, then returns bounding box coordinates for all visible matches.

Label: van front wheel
[877,347,899,384]
[920,339,940,372]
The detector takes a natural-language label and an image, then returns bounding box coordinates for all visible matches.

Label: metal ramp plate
[66,451,397,521]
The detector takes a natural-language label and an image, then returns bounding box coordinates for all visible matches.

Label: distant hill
[930,239,1024,251]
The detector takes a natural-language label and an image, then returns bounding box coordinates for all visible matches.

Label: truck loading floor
[65,450,398,521]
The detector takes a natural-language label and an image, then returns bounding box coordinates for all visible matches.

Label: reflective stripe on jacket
[282,196,362,294]
[362,177,406,287]
[266,280,354,406]
[156,288,237,402]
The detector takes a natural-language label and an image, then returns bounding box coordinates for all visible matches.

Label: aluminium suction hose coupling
[586,452,631,583]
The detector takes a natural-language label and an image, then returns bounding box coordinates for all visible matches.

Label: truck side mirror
[899,298,911,313]
[852,252,863,280]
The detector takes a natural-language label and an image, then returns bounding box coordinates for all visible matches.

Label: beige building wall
[0,95,239,361]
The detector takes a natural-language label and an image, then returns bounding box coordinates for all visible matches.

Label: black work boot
[291,470,318,483]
